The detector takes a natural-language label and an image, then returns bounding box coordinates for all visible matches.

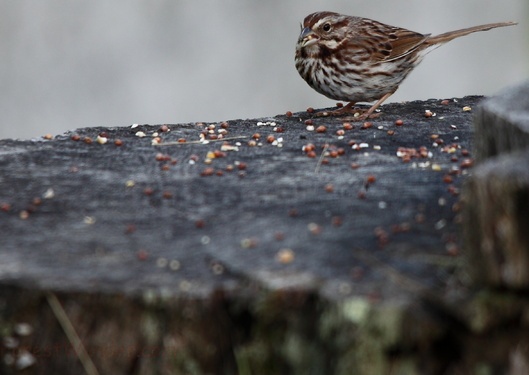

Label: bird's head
[296,12,351,56]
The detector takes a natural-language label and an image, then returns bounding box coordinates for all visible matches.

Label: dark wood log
[1,96,528,374]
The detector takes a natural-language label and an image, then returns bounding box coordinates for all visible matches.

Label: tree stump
[464,80,529,289]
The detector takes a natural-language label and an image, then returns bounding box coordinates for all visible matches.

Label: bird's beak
[298,27,318,47]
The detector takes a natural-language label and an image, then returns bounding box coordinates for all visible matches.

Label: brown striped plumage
[295,11,516,119]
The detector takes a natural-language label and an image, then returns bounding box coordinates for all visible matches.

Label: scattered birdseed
[136,249,149,261]
[462,106,472,112]
[83,216,96,225]
[43,188,55,199]
[308,222,322,235]
[179,280,191,291]
[276,248,295,264]
[169,260,181,270]
[135,131,146,138]
[424,110,434,118]
[156,258,168,268]
[241,237,258,249]
[435,219,447,230]
[306,125,315,131]
[131,124,139,129]
[211,262,224,275]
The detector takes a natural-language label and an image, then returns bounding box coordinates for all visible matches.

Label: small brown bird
[295,12,516,119]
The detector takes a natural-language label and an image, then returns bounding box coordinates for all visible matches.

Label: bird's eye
[322,23,331,32]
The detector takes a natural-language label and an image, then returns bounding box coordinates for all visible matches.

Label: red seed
[361,122,372,129]
[286,111,293,117]
[331,216,343,227]
[83,137,93,144]
[306,151,317,158]
[387,130,395,136]
[336,129,345,136]
[137,249,149,261]
[71,134,80,141]
[441,99,450,105]
[366,175,376,184]
[213,150,226,158]
[316,125,327,133]
[160,125,169,132]
[395,119,404,126]
[304,119,313,125]
[162,191,173,199]
[220,121,229,129]
[266,135,275,143]
[304,143,315,152]
[201,167,215,176]
[460,159,474,168]
[351,163,360,169]
[143,187,154,196]
[443,175,453,184]
[237,162,247,170]
[307,107,314,113]
[124,224,137,234]
[1,203,12,212]
[324,184,334,193]
[114,139,123,146]
[336,102,344,108]
[343,123,353,130]
[252,133,261,140]
[177,138,187,143]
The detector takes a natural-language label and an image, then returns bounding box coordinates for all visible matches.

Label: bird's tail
[427,21,517,45]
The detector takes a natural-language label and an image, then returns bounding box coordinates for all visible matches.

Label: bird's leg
[316,102,359,117]
[356,92,393,120]
[316,92,394,120]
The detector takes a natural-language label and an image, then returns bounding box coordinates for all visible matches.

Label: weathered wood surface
[464,81,529,289]
[0,96,527,374]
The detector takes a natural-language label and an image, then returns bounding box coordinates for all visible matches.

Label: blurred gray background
[1,0,527,139]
